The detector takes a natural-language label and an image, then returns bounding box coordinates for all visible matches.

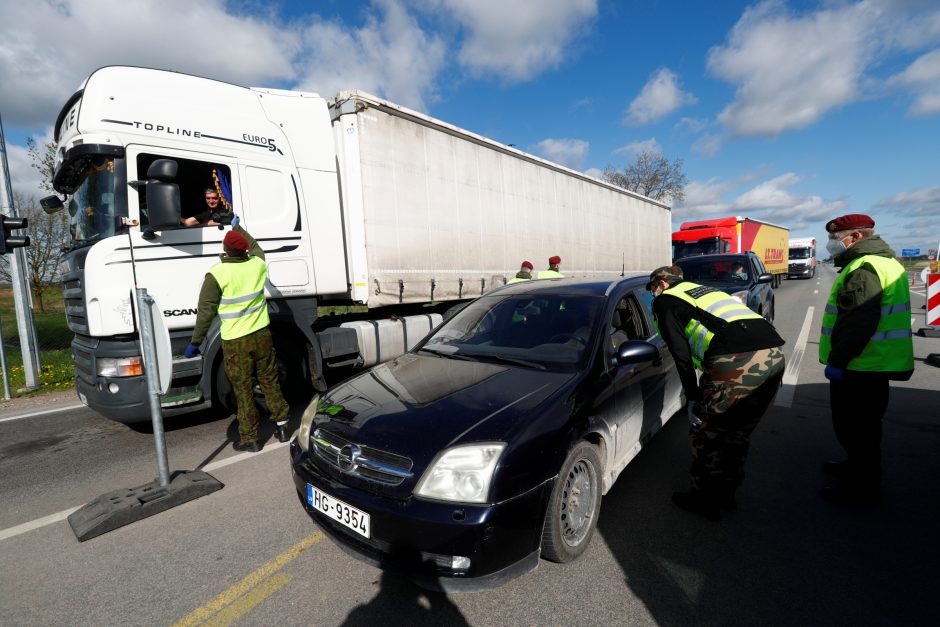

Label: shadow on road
[596,383,938,626]
[340,570,469,626]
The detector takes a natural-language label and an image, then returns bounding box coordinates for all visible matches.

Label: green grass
[0,285,74,396]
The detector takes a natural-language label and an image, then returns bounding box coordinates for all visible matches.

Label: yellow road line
[202,573,293,627]
[172,531,324,627]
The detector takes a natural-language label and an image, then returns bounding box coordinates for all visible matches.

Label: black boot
[274,423,291,443]
[822,460,850,479]
[233,440,262,453]
[672,489,721,521]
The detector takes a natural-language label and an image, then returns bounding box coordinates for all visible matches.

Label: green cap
[647,265,683,290]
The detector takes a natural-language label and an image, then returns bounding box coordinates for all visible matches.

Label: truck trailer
[47,66,672,423]
[671,216,789,287]
[787,237,816,278]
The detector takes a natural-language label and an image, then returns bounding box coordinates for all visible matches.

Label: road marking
[0,440,292,542]
[0,403,85,423]
[172,532,324,627]
[774,306,815,408]
[813,289,818,294]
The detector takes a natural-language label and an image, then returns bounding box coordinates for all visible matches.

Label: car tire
[541,441,603,563]
[765,300,775,324]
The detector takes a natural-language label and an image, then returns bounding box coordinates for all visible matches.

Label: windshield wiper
[460,353,546,370]
[417,347,477,361]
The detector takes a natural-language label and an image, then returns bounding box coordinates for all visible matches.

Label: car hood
[309,353,576,496]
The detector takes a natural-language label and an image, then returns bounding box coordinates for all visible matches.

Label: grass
[0,285,75,396]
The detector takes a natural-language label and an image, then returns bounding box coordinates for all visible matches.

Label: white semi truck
[788,237,816,278]
[46,66,672,423]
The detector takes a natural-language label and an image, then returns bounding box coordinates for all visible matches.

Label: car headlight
[730,290,748,304]
[296,394,320,452]
[414,443,506,504]
[96,356,142,377]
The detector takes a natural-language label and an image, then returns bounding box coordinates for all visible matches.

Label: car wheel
[765,299,775,324]
[541,441,603,563]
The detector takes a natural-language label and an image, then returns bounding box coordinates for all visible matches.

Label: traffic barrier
[928,274,940,327]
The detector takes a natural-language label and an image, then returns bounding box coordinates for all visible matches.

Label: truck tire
[541,441,603,563]
[211,334,312,414]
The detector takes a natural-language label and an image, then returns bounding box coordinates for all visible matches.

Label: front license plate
[307,483,371,539]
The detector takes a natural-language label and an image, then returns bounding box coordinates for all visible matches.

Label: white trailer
[48,66,671,423]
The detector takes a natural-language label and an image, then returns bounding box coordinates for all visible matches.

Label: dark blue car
[290,275,685,590]
[675,252,776,323]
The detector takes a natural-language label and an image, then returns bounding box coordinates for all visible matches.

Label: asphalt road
[1,266,938,626]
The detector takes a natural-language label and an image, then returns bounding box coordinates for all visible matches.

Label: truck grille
[311,428,413,485]
[61,249,90,334]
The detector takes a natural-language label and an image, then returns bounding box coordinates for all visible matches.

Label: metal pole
[136,288,170,487]
[0,314,10,400]
[0,114,41,390]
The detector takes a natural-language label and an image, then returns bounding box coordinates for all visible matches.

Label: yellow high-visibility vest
[819,254,913,372]
[537,270,565,279]
[208,257,270,340]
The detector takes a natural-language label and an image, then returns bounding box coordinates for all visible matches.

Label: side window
[136,153,234,228]
[609,292,651,351]
[752,255,766,275]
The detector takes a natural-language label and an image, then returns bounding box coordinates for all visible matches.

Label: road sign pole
[136,288,171,487]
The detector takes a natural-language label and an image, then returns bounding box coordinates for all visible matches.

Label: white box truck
[46,66,672,423]
[788,237,816,278]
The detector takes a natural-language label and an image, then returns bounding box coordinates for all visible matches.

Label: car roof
[675,253,750,262]
[488,272,649,297]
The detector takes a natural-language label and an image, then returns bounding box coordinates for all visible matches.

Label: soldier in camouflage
[649,265,786,520]
[184,218,290,452]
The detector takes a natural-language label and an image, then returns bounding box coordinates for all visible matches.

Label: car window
[751,255,766,275]
[676,257,749,284]
[608,292,649,351]
[421,293,604,371]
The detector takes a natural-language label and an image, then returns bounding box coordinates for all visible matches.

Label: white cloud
[0,0,298,130]
[875,185,940,216]
[707,1,877,136]
[732,173,802,210]
[613,139,661,158]
[691,134,724,158]
[582,167,604,180]
[4,128,56,198]
[531,138,590,170]
[440,0,598,81]
[624,68,697,126]
[295,0,447,111]
[888,48,940,116]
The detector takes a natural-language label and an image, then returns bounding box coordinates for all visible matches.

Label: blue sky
[2,0,940,253]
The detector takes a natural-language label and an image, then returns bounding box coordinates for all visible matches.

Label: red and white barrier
[928,274,940,327]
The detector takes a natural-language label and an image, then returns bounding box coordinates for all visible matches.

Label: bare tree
[0,192,69,312]
[602,150,687,204]
[26,136,57,194]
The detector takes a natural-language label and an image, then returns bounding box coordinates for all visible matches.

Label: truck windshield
[789,248,812,259]
[67,157,120,243]
[673,238,725,259]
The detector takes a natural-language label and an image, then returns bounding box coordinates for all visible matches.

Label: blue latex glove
[824,365,844,381]
[184,343,200,358]
[230,214,240,229]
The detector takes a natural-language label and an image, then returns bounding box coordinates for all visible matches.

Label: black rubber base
[925,353,940,368]
[918,327,940,338]
[68,470,224,542]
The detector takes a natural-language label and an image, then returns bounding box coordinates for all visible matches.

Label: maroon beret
[549,255,561,265]
[521,260,533,270]
[223,230,250,251]
[825,213,875,233]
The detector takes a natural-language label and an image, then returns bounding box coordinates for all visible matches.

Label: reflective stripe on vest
[208,256,270,340]
[818,254,914,372]
[661,282,762,370]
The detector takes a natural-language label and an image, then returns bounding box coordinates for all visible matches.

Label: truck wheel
[541,441,603,563]
[213,357,237,414]
[270,336,312,404]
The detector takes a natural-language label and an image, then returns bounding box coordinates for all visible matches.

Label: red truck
[672,216,790,287]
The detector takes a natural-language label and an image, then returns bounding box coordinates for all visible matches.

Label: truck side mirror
[145,159,181,229]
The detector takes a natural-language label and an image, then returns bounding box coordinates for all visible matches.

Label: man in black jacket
[649,265,786,520]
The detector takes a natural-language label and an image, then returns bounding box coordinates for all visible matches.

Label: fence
[0,284,74,396]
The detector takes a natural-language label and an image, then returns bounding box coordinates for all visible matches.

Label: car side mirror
[145,159,181,229]
[757,273,773,284]
[615,340,659,366]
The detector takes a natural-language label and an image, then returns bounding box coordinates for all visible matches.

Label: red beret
[521,260,533,270]
[825,213,875,233]
[549,255,561,265]
[223,230,250,251]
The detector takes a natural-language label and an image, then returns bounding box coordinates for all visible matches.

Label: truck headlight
[96,356,142,377]
[730,290,748,304]
[297,394,320,452]
[415,443,505,504]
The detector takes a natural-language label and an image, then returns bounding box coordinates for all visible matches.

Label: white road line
[774,306,816,408]
[0,439,291,542]
[0,403,85,423]
[813,289,818,294]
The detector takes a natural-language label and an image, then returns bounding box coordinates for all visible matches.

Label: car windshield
[676,257,750,285]
[789,248,812,259]
[67,156,120,243]
[673,238,725,258]
[420,293,603,372]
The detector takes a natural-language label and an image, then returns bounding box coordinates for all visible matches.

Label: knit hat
[223,230,249,251]
[825,213,875,233]
[548,255,561,265]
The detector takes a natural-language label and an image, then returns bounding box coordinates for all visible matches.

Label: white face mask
[825,237,847,257]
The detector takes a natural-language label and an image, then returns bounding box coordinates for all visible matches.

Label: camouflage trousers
[689,347,786,494]
[223,327,289,444]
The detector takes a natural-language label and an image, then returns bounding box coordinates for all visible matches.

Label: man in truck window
[181,188,233,227]
[819,213,914,505]
[184,219,290,451]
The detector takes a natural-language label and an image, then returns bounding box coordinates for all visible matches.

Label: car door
[592,287,675,487]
